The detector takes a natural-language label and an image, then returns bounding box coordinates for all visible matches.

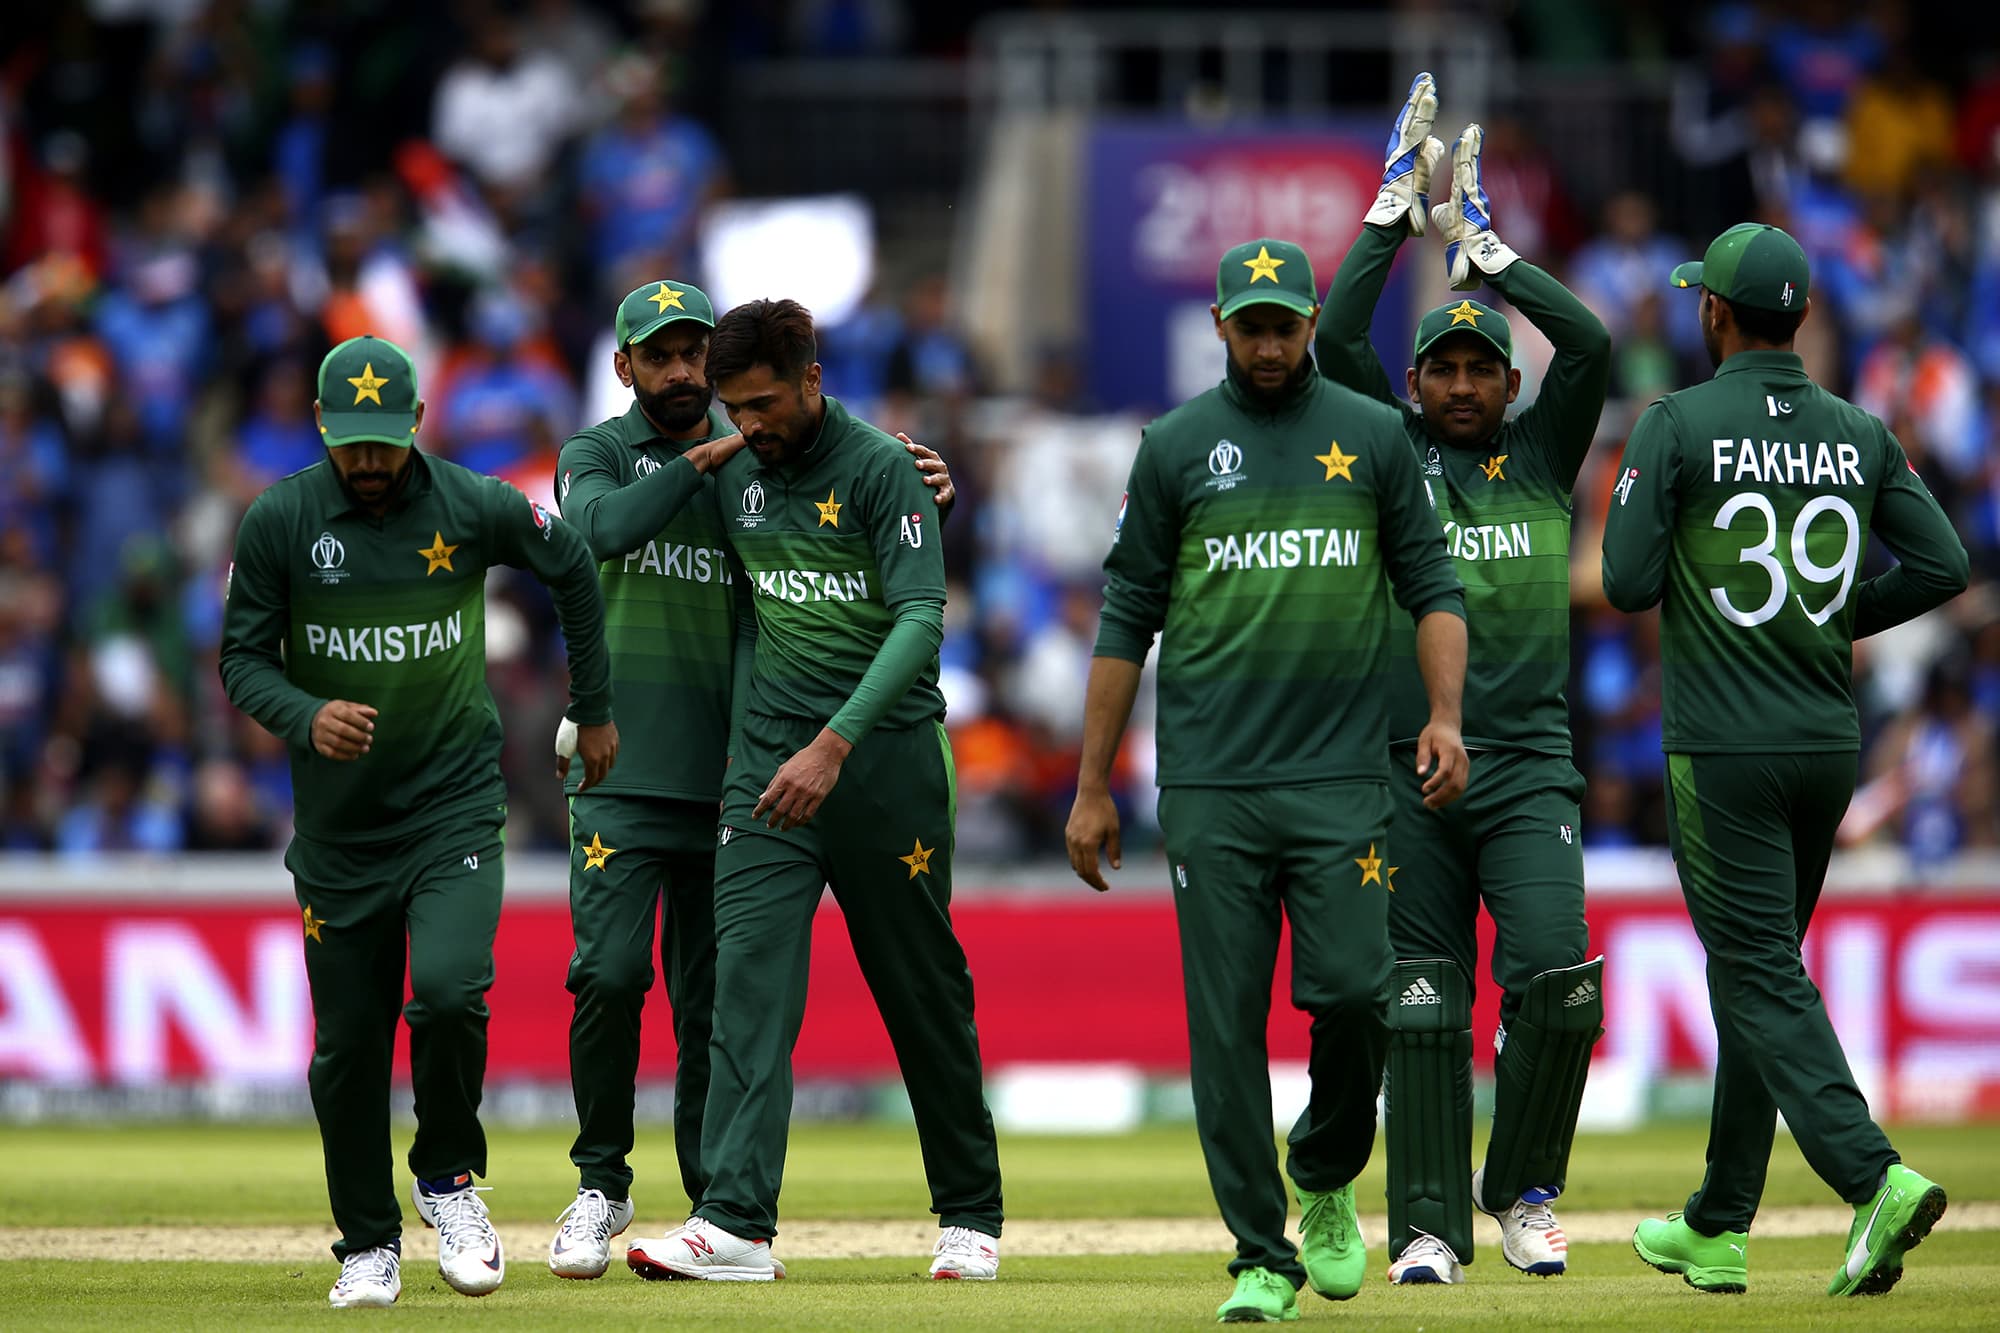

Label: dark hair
[1719,294,1805,346]
[705,299,818,384]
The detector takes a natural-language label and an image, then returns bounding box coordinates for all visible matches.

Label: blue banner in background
[1084,119,1418,414]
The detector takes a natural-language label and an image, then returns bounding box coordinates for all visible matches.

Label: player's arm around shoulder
[1599,396,1683,613]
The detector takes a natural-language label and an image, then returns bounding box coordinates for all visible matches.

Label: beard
[638,381,713,433]
[1700,299,1724,370]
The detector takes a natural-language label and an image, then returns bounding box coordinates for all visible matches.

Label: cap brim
[1414,326,1511,364]
[1218,291,1318,321]
[1669,261,1704,291]
[623,310,715,347]
[320,412,418,448]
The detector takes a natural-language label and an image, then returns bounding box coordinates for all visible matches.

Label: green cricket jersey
[1094,362,1465,788]
[556,402,745,800]
[220,451,611,842]
[1318,222,1611,754]
[1601,349,1969,752]
[715,396,946,736]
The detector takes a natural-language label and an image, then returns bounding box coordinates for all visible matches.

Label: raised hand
[1430,124,1520,292]
[1365,72,1446,236]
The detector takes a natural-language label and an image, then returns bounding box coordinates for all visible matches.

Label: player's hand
[311,700,377,761]
[1365,71,1445,236]
[755,727,852,830]
[1065,784,1123,893]
[555,715,578,783]
[1416,718,1470,809]
[689,432,749,474]
[898,433,956,514]
[575,721,620,792]
[1429,124,1519,291]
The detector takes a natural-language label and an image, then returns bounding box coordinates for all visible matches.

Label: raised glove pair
[1368,72,1520,292]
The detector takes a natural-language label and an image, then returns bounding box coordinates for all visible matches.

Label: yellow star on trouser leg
[1354,843,1384,887]
[302,906,324,942]
[899,838,934,879]
[581,833,617,871]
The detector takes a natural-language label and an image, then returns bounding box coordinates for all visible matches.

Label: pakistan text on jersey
[1711,438,1864,487]
[1202,528,1362,572]
[755,568,871,603]
[1443,520,1534,562]
[302,612,465,662]
[619,540,733,583]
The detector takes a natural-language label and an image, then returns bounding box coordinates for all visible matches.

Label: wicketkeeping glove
[1430,124,1520,291]
[1365,72,1445,236]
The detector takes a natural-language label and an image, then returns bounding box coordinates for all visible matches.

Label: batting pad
[1480,955,1605,1210]
[1385,957,1474,1262]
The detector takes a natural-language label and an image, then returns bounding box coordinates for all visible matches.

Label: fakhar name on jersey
[1204,527,1361,572]
[303,610,464,661]
[1711,438,1863,487]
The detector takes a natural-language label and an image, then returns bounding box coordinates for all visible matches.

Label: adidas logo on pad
[1564,980,1598,1008]
[1400,978,1441,1006]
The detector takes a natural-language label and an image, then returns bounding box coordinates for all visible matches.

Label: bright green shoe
[1632,1212,1748,1293]
[1216,1267,1299,1323]
[1828,1163,1947,1297]
[1296,1182,1365,1300]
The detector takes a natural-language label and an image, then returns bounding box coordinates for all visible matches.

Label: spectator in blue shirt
[575,55,724,289]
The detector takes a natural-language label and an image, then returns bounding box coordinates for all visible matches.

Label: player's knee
[1297,964,1389,1020]
[406,971,491,1026]
[570,952,655,1003]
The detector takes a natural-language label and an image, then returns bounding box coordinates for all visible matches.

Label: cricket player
[1318,74,1611,1284]
[219,335,618,1308]
[1066,238,1470,1323]
[1602,223,1966,1297]
[623,298,1003,1282]
[547,281,955,1279]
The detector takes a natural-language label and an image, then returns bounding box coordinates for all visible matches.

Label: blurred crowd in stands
[0,0,1995,869]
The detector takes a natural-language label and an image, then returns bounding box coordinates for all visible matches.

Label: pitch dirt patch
[2,1206,1993,1263]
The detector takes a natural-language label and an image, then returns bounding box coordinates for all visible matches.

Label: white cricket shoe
[549,1187,637,1279]
[412,1175,504,1296]
[626,1216,780,1281]
[929,1226,1000,1280]
[328,1245,401,1308]
[1473,1167,1569,1276]
[1388,1232,1465,1285]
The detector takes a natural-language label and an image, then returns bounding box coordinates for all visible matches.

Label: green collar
[1713,349,1806,380]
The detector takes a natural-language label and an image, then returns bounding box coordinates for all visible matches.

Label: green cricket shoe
[1296,1182,1365,1300]
[1216,1267,1299,1323]
[1632,1212,1748,1293]
[1827,1163,1947,1297]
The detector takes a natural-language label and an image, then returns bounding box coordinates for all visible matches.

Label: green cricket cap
[1216,239,1319,320]
[1413,298,1513,364]
[317,335,420,448]
[615,279,716,348]
[1669,222,1810,313]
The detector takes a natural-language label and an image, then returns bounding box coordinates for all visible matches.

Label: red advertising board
[3,891,1998,1117]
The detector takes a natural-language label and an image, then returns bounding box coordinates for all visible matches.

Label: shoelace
[431,1186,497,1253]
[1302,1191,1351,1246]
[334,1247,398,1291]
[555,1189,615,1243]
[1399,1231,1453,1265]
[1511,1199,1561,1234]
[934,1226,991,1257]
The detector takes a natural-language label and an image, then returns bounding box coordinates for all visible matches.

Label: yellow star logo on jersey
[816,489,842,528]
[1481,454,1508,482]
[302,905,324,943]
[898,838,935,879]
[1385,864,1400,893]
[419,532,459,575]
[1355,843,1385,888]
[1447,300,1482,327]
[1242,245,1285,284]
[647,281,686,313]
[580,833,617,871]
[346,362,390,406]
[1314,440,1357,482]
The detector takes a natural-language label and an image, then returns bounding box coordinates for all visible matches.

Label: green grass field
[2,1120,1995,1329]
